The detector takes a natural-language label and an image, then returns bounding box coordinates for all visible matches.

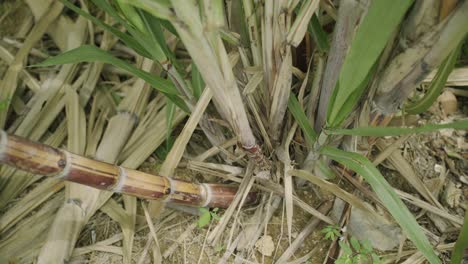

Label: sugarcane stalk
[0,130,257,208]
[374,0,468,114]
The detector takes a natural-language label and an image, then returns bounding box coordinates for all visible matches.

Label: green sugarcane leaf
[166,100,176,149]
[191,63,205,100]
[115,0,145,32]
[450,209,468,264]
[405,41,462,114]
[139,11,179,66]
[326,119,468,136]
[62,0,168,62]
[328,61,377,127]
[327,0,414,127]
[125,0,179,37]
[308,14,329,52]
[59,0,151,58]
[35,45,189,112]
[320,147,440,264]
[288,94,317,145]
[121,0,174,21]
[92,0,168,62]
[91,0,145,31]
[158,17,179,36]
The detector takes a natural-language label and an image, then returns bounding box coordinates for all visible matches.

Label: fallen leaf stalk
[0,130,257,208]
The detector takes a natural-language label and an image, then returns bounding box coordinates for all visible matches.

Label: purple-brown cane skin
[65,166,117,190]
[2,133,66,176]
[0,130,259,208]
[63,153,119,190]
[118,169,171,200]
[204,184,258,208]
[205,184,238,208]
[120,185,168,200]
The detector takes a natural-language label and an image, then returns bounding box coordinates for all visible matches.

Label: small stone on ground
[255,235,275,256]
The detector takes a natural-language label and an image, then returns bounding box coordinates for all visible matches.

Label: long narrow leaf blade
[288,94,317,144]
[308,14,329,52]
[287,0,320,47]
[92,0,168,62]
[327,0,414,127]
[165,99,176,149]
[139,11,179,65]
[34,45,189,112]
[450,209,468,264]
[326,119,468,136]
[405,42,462,114]
[191,63,204,100]
[59,0,151,58]
[320,147,440,264]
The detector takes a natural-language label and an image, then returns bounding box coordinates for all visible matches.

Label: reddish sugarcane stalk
[0,130,257,208]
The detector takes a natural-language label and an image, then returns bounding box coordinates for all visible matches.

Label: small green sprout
[321,225,381,263]
[321,225,341,241]
[214,244,225,253]
[0,99,11,111]
[197,207,221,228]
[335,238,382,264]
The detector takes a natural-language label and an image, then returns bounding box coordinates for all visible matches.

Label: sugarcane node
[240,143,271,170]
[117,110,139,126]
[163,176,172,196]
[57,158,66,169]
[204,183,259,208]
[66,198,82,208]
[64,153,119,190]
[4,133,66,176]
[55,151,72,179]
[164,185,171,195]
[166,179,206,206]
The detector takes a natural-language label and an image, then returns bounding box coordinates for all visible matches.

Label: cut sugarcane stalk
[0,130,257,208]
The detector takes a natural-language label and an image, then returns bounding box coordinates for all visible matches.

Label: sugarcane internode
[0,130,257,208]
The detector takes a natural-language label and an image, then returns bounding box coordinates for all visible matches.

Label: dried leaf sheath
[0,131,257,208]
